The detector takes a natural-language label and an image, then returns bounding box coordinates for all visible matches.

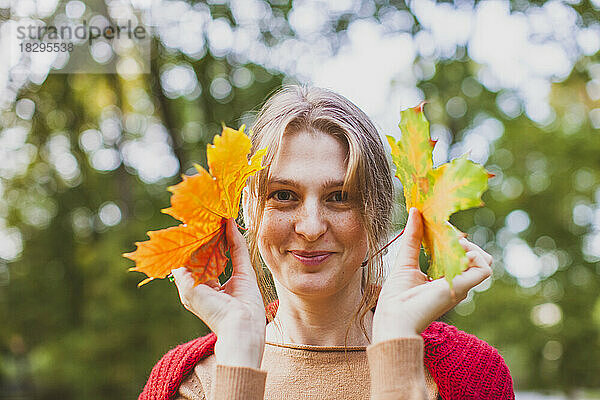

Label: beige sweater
[176,337,438,400]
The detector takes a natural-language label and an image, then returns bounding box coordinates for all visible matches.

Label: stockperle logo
[7,0,151,74]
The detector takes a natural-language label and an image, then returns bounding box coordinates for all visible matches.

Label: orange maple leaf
[123,125,267,286]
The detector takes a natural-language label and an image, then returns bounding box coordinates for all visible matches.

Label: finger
[452,262,492,298]
[397,207,424,269]
[172,267,216,295]
[172,267,229,326]
[459,238,493,265]
[172,267,193,291]
[386,267,429,293]
[466,251,491,270]
[226,218,255,278]
[204,279,222,290]
[404,277,460,324]
[172,268,204,304]
[465,250,479,262]
[406,260,492,327]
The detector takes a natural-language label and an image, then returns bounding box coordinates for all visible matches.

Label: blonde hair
[243,85,393,342]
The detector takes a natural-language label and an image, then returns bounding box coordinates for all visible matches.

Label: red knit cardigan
[139,321,514,400]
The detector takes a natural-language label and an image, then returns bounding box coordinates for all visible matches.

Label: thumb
[225,218,255,278]
[397,207,424,268]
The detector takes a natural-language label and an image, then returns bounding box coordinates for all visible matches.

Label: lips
[289,250,334,266]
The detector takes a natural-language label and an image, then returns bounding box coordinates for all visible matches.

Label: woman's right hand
[372,208,492,343]
[172,218,266,369]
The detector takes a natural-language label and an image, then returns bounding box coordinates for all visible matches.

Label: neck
[266,270,373,347]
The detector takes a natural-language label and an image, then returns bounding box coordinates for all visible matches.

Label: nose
[294,199,327,242]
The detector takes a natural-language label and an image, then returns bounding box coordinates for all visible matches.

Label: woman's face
[257,130,368,299]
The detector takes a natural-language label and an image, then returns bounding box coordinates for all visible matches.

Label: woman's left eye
[329,191,348,202]
[272,190,294,201]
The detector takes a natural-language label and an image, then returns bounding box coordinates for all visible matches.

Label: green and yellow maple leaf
[387,103,491,284]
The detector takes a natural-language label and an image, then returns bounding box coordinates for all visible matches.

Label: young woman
[139,86,514,400]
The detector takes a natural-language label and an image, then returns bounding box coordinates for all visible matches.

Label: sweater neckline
[265,341,367,352]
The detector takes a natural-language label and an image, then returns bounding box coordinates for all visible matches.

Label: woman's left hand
[372,207,492,343]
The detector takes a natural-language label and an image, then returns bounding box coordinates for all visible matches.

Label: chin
[285,270,351,299]
[270,255,363,299]
[293,278,332,294]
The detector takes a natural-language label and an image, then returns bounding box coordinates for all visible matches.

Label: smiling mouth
[289,251,333,266]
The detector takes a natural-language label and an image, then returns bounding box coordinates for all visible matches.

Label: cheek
[333,211,368,255]
[257,210,296,281]
[257,210,293,255]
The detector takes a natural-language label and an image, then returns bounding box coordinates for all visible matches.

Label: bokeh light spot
[98,202,122,227]
[506,209,530,233]
[531,302,562,328]
[15,99,35,120]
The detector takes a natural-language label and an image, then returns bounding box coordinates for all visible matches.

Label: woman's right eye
[272,190,294,201]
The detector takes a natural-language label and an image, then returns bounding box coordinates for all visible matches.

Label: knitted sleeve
[421,322,515,400]
[139,333,217,400]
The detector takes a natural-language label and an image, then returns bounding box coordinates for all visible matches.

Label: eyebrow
[267,177,346,189]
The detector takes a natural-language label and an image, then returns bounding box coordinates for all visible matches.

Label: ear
[242,186,253,230]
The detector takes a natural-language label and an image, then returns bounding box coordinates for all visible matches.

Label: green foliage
[1,38,285,400]
[425,57,600,391]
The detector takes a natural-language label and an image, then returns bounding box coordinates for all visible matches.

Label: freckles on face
[256,130,368,297]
